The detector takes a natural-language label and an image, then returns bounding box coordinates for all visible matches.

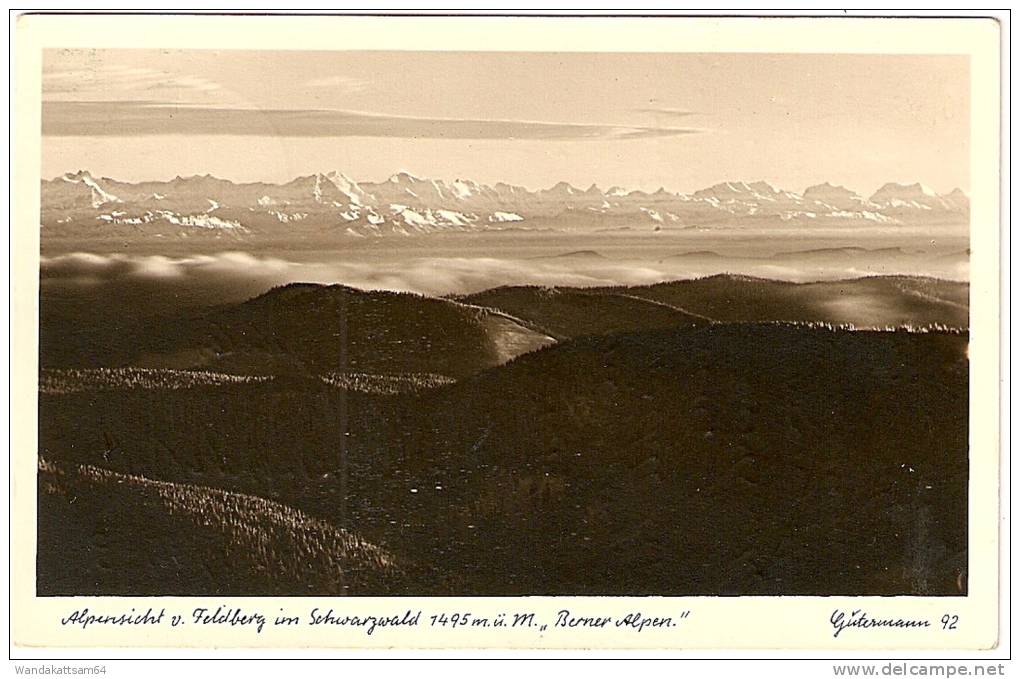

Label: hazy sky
[41,49,969,195]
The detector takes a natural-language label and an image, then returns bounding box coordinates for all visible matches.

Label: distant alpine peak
[694,181,780,200]
[803,182,862,199]
[746,180,779,194]
[56,169,120,208]
[450,178,482,199]
[805,181,854,193]
[545,181,580,195]
[167,173,222,188]
[46,170,961,205]
[942,187,970,210]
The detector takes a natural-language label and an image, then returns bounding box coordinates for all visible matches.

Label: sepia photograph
[35,46,973,598]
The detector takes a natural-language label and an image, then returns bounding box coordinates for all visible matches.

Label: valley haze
[36,47,971,599]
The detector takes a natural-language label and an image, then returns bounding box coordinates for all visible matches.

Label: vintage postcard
[10,14,1002,651]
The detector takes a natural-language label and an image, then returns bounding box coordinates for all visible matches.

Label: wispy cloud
[302,75,369,93]
[43,101,704,140]
[43,65,222,99]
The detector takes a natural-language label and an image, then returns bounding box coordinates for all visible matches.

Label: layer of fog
[41,248,969,306]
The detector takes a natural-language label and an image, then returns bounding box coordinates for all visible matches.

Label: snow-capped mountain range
[41,170,970,240]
